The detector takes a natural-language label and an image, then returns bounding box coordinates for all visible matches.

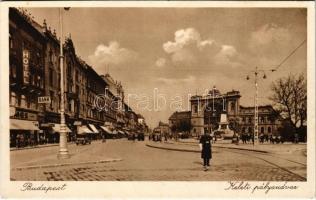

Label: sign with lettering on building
[22,49,30,84]
[38,96,51,104]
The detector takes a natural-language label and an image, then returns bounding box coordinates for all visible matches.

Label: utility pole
[58,8,69,159]
[246,67,266,146]
[254,67,259,146]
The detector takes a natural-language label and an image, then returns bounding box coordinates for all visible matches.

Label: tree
[270,74,307,135]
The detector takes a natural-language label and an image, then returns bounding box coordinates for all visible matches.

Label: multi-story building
[189,86,281,137]
[190,87,240,135]
[8,8,146,147]
[101,74,125,128]
[40,19,65,143]
[85,64,107,127]
[239,105,281,136]
[9,8,46,147]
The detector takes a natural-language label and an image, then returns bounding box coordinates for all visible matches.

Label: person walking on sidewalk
[199,132,212,171]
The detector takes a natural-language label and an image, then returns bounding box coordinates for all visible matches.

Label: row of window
[10,92,41,111]
[241,116,273,124]
[192,102,236,114]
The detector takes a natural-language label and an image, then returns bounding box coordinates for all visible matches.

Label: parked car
[76,134,91,145]
[128,134,136,140]
[137,133,145,141]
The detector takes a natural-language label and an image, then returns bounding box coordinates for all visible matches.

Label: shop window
[268,127,271,133]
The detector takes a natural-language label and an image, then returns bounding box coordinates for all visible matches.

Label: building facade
[190,87,240,135]
[9,8,145,147]
[188,87,281,137]
[9,8,46,147]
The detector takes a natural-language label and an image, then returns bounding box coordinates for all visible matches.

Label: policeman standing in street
[199,132,212,171]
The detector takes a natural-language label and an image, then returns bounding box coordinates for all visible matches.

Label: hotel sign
[38,96,51,104]
[22,49,30,84]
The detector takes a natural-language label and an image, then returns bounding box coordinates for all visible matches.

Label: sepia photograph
[0,1,315,198]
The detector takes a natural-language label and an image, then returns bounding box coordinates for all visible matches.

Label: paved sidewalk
[10,143,59,151]
[11,141,122,170]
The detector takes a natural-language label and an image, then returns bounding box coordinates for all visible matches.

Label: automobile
[137,133,145,141]
[76,134,91,145]
[127,134,135,140]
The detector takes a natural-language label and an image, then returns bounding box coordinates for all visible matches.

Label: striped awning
[78,125,93,135]
[88,124,99,134]
[10,119,39,131]
[52,124,72,133]
[100,126,113,134]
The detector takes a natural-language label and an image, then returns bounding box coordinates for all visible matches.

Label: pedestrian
[102,133,106,143]
[199,132,212,171]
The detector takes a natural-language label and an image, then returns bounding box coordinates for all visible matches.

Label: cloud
[88,41,137,73]
[162,28,216,63]
[160,27,241,70]
[214,45,241,67]
[155,58,167,68]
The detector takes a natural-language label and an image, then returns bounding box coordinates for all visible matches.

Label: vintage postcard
[0,1,315,198]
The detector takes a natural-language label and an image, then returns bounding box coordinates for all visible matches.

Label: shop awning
[78,125,93,135]
[73,121,82,126]
[88,124,99,134]
[52,124,72,133]
[118,130,125,135]
[100,126,113,134]
[10,119,40,131]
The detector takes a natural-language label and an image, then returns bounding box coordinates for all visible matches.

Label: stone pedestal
[217,113,234,139]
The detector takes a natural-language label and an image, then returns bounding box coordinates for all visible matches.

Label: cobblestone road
[11,139,306,181]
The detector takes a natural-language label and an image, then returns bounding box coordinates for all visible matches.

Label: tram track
[149,141,307,181]
[221,148,306,181]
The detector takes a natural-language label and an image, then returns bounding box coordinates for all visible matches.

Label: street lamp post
[246,66,266,146]
[58,8,69,159]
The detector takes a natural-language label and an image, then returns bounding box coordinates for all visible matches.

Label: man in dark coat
[199,132,212,170]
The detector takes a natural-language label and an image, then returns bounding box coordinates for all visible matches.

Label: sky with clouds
[27,8,307,128]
